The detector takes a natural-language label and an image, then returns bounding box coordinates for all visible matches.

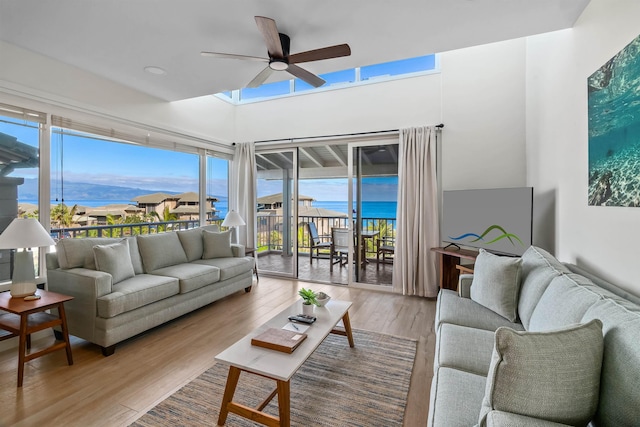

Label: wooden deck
[256,251,394,286]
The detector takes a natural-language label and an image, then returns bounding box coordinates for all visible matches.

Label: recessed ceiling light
[144,66,166,75]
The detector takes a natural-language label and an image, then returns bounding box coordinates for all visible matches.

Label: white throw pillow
[202,230,234,259]
[93,239,136,284]
[478,319,604,427]
[470,249,522,321]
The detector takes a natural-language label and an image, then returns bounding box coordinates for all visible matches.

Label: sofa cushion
[137,232,188,272]
[528,274,602,332]
[93,240,135,285]
[428,367,487,427]
[151,263,220,293]
[478,319,603,427]
[470,249,522,322]
[580,297,640,426]
[97,274,179,318]
[126,236,145,275]
[193,256,254,281]
[435,323,495,376]
[177,228,204,262]
[57,237,124,269]
[518,246,570,329]
[437,290,524,333]
[484,411,572,427]
[202,230,234,259]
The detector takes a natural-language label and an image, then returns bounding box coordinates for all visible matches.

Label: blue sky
[2,119,397,203]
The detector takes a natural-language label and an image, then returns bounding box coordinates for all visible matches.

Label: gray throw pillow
[478,319,604,427]
[93,240,136,284]
[202,230,234,259]
[470,249,523,321]
[177,228,204,262]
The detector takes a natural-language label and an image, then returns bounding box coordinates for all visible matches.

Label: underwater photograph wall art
[588,33,640,207]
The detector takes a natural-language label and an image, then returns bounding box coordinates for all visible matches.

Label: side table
[0,290,74,387]
[245,247,259,283]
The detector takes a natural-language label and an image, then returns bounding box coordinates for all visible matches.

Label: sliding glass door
[349,140,398,288]
[255,150,297,277]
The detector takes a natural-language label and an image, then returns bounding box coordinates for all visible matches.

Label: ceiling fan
[201,16,351,89]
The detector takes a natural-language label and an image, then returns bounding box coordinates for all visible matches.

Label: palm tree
[51,203,79,228]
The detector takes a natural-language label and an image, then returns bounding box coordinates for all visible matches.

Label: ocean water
[588,33,640,207]
[20,199,397,219]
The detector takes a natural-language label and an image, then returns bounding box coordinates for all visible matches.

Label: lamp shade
[221,210,246,227]
[0,218,55,249]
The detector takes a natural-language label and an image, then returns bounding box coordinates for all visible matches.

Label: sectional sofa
[428,246,640,426]
[46,226,255,356]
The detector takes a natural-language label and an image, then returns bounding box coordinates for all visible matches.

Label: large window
[0,110,43,282]
[207,155,229,222]
[220,54,438,103]
[50,129,201,231]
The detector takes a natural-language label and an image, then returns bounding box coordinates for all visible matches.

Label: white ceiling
[0,0,590,102]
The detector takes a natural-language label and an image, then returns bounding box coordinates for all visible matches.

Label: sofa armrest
[458,274,474,298]
[47,268,113,342]
[46,252,60,270]
[231,244,245,257]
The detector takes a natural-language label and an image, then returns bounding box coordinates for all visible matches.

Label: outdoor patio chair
[376,237,395,268]
[307,222,332,264]
[330,227,353,272]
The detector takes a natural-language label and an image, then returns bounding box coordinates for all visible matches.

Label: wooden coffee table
[215,299,354,427]
[0,290,74,387]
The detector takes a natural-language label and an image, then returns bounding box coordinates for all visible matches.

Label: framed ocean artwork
[588,33,640,207]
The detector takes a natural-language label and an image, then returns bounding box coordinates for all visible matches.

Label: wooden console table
[431,247,479,291]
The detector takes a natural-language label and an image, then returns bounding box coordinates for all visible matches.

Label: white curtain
[392,126,440,297]
[229,142,257,249]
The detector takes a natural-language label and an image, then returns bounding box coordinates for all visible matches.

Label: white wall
[526,0,640,295]
[441,38,527,190]
[236,39,528,193]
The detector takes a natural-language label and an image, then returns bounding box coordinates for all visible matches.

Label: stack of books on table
[251,328,308,353]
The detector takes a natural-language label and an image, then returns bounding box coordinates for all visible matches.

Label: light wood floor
[0,277,436,427]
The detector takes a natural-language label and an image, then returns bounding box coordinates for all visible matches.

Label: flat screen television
[441,187,533,256]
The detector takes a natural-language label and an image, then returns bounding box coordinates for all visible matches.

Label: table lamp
[221,210,246,244]
[0,217,55,298]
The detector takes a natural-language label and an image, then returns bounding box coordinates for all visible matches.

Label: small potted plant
[298,288,319,315]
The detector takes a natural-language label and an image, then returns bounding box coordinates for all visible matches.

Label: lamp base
[10,281,37,298]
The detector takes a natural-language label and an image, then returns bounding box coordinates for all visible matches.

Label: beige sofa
[46,226,254,356]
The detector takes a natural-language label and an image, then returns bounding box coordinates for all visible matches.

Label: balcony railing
[50,219,223,240]
[257,215,396,259]
[51,215,395,261]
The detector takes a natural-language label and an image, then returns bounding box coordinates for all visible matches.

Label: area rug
[131,329,417,427]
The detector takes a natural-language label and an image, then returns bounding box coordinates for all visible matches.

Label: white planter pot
[302,303,314,316]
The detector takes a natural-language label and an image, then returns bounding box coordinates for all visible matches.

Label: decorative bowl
[316,292,331,307]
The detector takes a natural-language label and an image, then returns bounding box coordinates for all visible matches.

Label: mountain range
[16,178,221,202]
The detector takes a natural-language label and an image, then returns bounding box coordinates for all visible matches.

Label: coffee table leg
[276,379,291,427]
[342,311,355,348]
[218,366,241,426]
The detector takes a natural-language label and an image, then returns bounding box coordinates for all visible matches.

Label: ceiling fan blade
[287,64,325,88]
[200,51,268,62]
[288,44,351,64]
[247,66,274,88]
[255,16,284,58]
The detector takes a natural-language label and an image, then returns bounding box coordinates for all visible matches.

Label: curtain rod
[246,124,444,145]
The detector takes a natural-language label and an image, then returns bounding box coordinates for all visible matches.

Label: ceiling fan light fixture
[269,60,289,71]
[144,66,166,75]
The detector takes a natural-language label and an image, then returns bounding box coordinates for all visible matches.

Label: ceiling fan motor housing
[269,33,291,70]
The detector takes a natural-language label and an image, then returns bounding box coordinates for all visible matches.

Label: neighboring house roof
[257,193,314,205]
[174,192,219,203]
[131,192,177,204]
[87,204,143,216]
[171,205,214,214]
